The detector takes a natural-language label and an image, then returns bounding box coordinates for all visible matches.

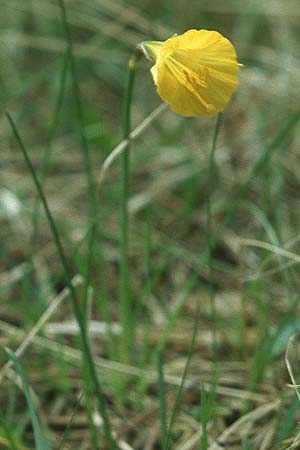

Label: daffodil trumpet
[139,29,240,117]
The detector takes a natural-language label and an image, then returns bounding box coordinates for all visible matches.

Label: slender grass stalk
[200,384,209,450]
[57,0,98,215]
[56,391,86,450]
[24,51,69,307]
[56,0,100,319]
[242,436,254,449]
[243,293,300,414]
[206,113,222,361]
[200,375,217,450]
[135,221,153,401]
[5,348,50,450]
[157,348,168,447]
[275,393,298,444]
[120,48,143,361]
[6,112,116,450]
[56,5,112,444]
[29,52,69,251]
[135,219,152,331]
[56,0,105,341]
[83,287,101,450]
[163,302,200,450]
[83,223,97,324]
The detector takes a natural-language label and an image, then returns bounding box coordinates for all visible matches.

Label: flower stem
[120,49,142,362]
[206,113,222,362]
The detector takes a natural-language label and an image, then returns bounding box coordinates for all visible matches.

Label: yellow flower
[140,29,240,117]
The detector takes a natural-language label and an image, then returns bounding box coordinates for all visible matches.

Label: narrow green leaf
[5,348,50,450]
[163,302,199,450]
[242,436,254,449]
[157,349,167,447]
[5,111,116,450]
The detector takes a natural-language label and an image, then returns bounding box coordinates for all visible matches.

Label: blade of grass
[200,384,209,450]
[163,302,199,450]
[157,348,167,448]
[56,390,86,450]
[56,0,101,331]
[242,436,254,450]
[135,220,153,335]
[57,0,98,215]
[275,393,299,444]
[200,377,217,450]
[244,294,300,409]
[5,348,50,450]
[82,286,101,450]
[29,51,69,249]
[136,222,162,403]
[24,51,69,309]
[5,112,116,450]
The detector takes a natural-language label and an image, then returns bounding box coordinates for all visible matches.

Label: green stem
[163,302,200,450]
[57,0,100,330]
[206,113,222,362]
[58,0,98,214]
[6,113,116,450]
[29,52,69,254]
[57,5,111,443]
[120,49,142,361]
[24,52,69,310]
[157,348,167,447]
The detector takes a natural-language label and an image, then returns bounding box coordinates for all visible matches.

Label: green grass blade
[163,303,199,450]
[157,348,168,447]
[5,348,50,450]
[57,0,98,213]
[5,112,116,450]
[275,393,299,444]
[242,436,254,449]
[29,51,69,252]
[200,384,209,450]
[56,390,86,450]
[200,378,217,450]
[23,51,69,309]
[56,0,100,340]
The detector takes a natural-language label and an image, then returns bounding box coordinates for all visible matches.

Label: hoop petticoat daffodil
[139,29,240,117]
